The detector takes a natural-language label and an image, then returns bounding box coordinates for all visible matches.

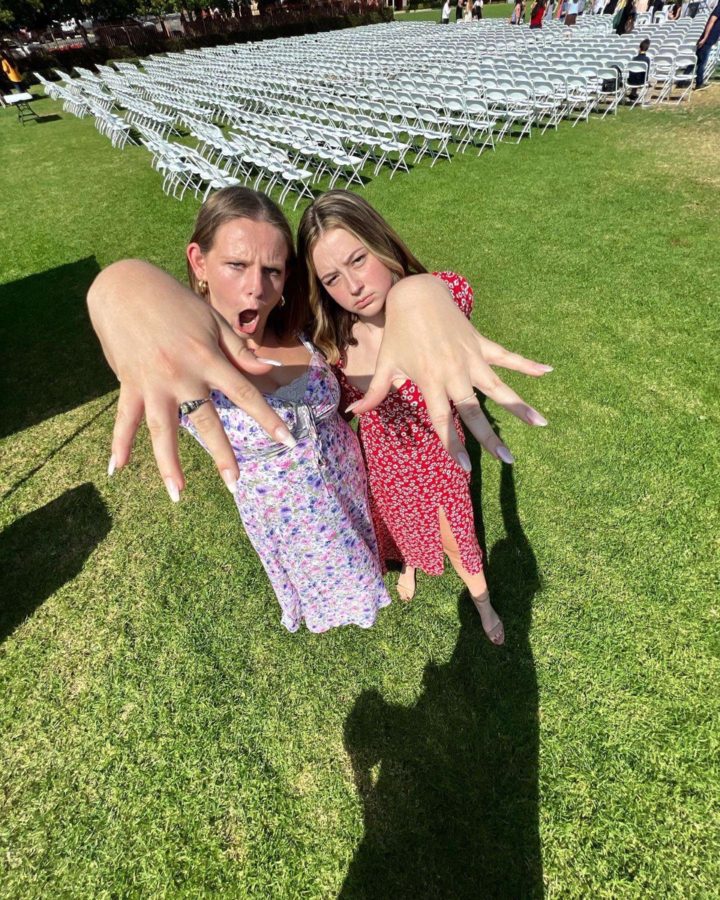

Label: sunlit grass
[1,78,719,897]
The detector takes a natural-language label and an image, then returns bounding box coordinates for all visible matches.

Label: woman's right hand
[87,260,294,501]
[349,274,551,469]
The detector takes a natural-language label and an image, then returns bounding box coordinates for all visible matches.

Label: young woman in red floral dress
[297,193,549,644]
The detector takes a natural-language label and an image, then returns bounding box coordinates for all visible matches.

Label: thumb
[349,362,396,415]
[216,317,280,376]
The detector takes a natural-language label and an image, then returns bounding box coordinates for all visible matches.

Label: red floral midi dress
[333,272,484,576]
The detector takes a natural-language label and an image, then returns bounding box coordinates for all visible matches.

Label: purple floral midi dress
[182,338,391,633]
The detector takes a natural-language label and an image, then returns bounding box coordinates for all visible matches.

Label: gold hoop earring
[279,295,286,308]
[197,280,208,296]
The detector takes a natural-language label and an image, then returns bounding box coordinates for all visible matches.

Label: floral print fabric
[182,342,390,633]
[334,272,485,577]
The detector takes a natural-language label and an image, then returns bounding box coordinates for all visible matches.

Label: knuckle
[187,404,216,427]
[228,378,259,406]
[485,372,502,392]
[461,404,485,423]
[432,410,454,427]
[114,403,135,428]
[145,415,171,439]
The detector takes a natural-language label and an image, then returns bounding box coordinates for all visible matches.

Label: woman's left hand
[349,274,552,469]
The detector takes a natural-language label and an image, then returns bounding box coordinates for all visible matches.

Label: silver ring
[179,397,210,417]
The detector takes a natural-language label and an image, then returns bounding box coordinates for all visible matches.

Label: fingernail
[221,469,238,494]
[458,451,472,473]
[164,477,180,503]
[496,446,515,465]
[257,357,283,367]
[345,400,361,414]
[274,425,297,449]
[527,410,548,427]
[539,364,554,373]
[107,454,116,477]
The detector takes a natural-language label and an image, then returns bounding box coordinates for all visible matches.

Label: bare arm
[87,260,294,500]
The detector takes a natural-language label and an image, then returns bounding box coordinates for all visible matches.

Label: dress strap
[298,332,316,354]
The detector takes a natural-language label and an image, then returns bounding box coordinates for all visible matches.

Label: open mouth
[237,309,259,335]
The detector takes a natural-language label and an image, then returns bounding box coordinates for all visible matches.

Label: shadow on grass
[0,483,111,644]
[0,257,116,439]
[341,455,542,898]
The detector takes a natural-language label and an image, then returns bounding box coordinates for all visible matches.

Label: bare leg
[438,509,504,645]
[397,564,417,602]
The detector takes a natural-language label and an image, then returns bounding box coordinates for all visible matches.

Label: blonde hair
[296,191,427,364]
[187,186,308,338]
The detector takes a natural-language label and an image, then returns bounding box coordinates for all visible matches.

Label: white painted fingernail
[221,469,238,494]
[540,364,554,373]
[458,451,472,473]
[345,400,361,414]
[257,357,283,367]
[164,477,180,502]
[274,425,297,449]
[527,410,548,427]
[107,454,116,477]
[497,446,515,465]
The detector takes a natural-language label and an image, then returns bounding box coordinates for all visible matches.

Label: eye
[352,254,366,266]
[228,262,246,270]
[264,267,282,277]
[323,274,338,286]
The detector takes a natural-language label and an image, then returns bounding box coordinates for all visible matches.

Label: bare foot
[471,591,505,645]
[397,565,417,602]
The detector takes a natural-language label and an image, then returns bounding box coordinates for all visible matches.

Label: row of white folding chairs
[138,133,241,202]
[88,102,136,149]
[32,71,63,100]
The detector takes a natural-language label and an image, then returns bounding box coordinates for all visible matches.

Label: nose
[346,271,364,295]
[245,264,264,299]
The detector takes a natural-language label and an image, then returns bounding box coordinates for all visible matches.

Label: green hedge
[25,9,393,77]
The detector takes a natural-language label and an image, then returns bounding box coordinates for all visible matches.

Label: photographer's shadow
[341,462,542,898]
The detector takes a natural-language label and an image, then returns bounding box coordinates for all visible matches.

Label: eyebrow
[221,254,284,268]
[317,245,365,280]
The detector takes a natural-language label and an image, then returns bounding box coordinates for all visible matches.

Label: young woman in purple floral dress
[180,187,390,633]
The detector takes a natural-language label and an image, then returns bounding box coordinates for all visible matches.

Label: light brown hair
[296,191,427,364]
[187,186,307,338]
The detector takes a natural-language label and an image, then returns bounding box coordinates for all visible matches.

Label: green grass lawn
[1,71,719,898]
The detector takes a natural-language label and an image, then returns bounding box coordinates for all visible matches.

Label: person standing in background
[565,0,580,23]
[0,52,26,93]
[615,0,637,33]
[651,0,665,20]
[530,0,548,26]
[695,0,720,88]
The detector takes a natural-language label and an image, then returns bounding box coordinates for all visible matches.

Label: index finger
[476,334,554,378]
[207,352,297,450]
[472,363,548,428]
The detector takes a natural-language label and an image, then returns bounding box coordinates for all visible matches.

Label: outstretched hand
[88,260,295,501]
[348,274,551,468]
